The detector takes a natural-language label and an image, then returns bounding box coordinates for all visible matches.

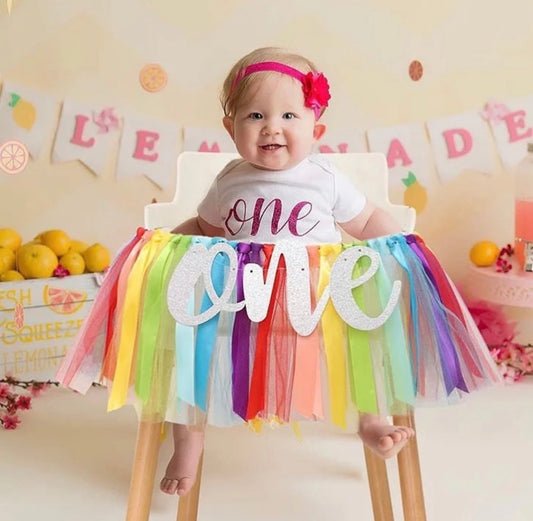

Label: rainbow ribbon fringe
[57,229,500,428]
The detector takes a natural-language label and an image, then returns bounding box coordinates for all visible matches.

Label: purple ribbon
[404,235,468,394]
[231,243,262,418]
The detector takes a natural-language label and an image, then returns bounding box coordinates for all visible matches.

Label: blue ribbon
[387,234,420,393]
[369,237,415,406]
[195,237,230,411]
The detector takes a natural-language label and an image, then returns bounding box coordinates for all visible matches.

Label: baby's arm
[338,201,402,240]
[171,216,225,238]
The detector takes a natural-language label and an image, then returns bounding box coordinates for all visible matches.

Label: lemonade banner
[1,79,533,189]
[0,82,58,159]
[116,115,180,189]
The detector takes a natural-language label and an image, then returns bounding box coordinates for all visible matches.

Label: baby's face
[225,73,324,171]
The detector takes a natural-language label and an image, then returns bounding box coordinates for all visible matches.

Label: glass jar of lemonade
[514,142,533,271]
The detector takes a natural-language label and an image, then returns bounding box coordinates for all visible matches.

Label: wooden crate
[0,274,100,381]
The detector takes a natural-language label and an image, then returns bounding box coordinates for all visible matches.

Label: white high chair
[127,152,424,521]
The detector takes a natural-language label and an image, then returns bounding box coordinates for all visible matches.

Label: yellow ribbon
[108,230,171,411]
[318,244,346,428]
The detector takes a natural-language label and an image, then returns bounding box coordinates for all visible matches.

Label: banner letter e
[133,130,159,162]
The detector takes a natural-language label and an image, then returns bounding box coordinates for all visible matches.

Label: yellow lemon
[59,251,85,275]
[0,270,24,282]
[36,229,71,257]
[469,241,500,267]
[68,239,89,253]
[82,243,111,273]
[0,247,16,275]
[0,228,22,252]
[16,243,58,279]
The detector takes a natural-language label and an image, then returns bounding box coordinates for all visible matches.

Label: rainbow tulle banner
[56,230,500,428]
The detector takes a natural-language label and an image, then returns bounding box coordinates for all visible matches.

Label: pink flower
[30,383,47,397]
[499,364,523,384]
[15,395,31,410]
[53,265,70,278]
[480,100,511,124]
[0,383,10,399]
[2,414,20,430]
[5,399,18,414]
[301,72,331,117]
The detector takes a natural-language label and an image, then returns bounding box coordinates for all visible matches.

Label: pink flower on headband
[302,72,331,117]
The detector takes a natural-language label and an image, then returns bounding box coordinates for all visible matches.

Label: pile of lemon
[0,228,111,282]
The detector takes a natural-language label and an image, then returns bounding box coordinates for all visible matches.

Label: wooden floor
[1,379,533,521]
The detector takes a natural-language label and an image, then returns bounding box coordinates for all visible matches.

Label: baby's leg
[358,413,415,459]
[160,423,205,496]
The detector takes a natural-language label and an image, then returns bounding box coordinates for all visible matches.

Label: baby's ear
[313,123,326,141]
[223,116,235,139]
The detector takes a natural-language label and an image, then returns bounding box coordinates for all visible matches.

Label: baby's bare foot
[358,414,415,459]
[160,427,205,496]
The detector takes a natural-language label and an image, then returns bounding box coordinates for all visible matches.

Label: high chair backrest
[144,152,416,233]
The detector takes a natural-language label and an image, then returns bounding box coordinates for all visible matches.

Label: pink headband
[232,61,331,119]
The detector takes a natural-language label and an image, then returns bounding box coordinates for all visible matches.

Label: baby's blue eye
[249,112,263,120]
[283,112,296,120]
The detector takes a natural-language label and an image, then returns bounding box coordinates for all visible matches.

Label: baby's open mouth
[260,144,283,150]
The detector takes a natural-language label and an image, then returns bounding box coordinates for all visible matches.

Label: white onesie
[197,155,366,244]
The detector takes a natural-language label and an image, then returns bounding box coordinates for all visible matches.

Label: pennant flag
[313,128,367,155]
[367,122,435,190]
[183,126,236,153]
[0,83,58,159]
[53,98,121,176]
[116,115,180,189]
[426,110,495,183]
[484,95,533,169]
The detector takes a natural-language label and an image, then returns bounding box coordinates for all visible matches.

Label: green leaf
[401,171,417,187]
[8,93,20,108]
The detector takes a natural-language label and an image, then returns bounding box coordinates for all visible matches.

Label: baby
[160,47,414,496]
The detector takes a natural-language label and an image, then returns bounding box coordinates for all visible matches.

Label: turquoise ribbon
[369,237,415,406]
[176,289,196,406]
[387,235,420,392]
[195,237,229,411]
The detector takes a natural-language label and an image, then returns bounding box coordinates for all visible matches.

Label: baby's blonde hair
[220,47,321,117]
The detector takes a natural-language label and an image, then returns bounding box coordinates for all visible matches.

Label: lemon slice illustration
[0,140,29,174]
[43,285,87,315]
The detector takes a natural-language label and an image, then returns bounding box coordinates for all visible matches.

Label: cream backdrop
[1,0,532,288]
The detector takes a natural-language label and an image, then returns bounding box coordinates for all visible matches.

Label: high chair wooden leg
[363,446,395,521]
[125,419,163,521]
[393,413,426,521]
[176,452,204,521]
